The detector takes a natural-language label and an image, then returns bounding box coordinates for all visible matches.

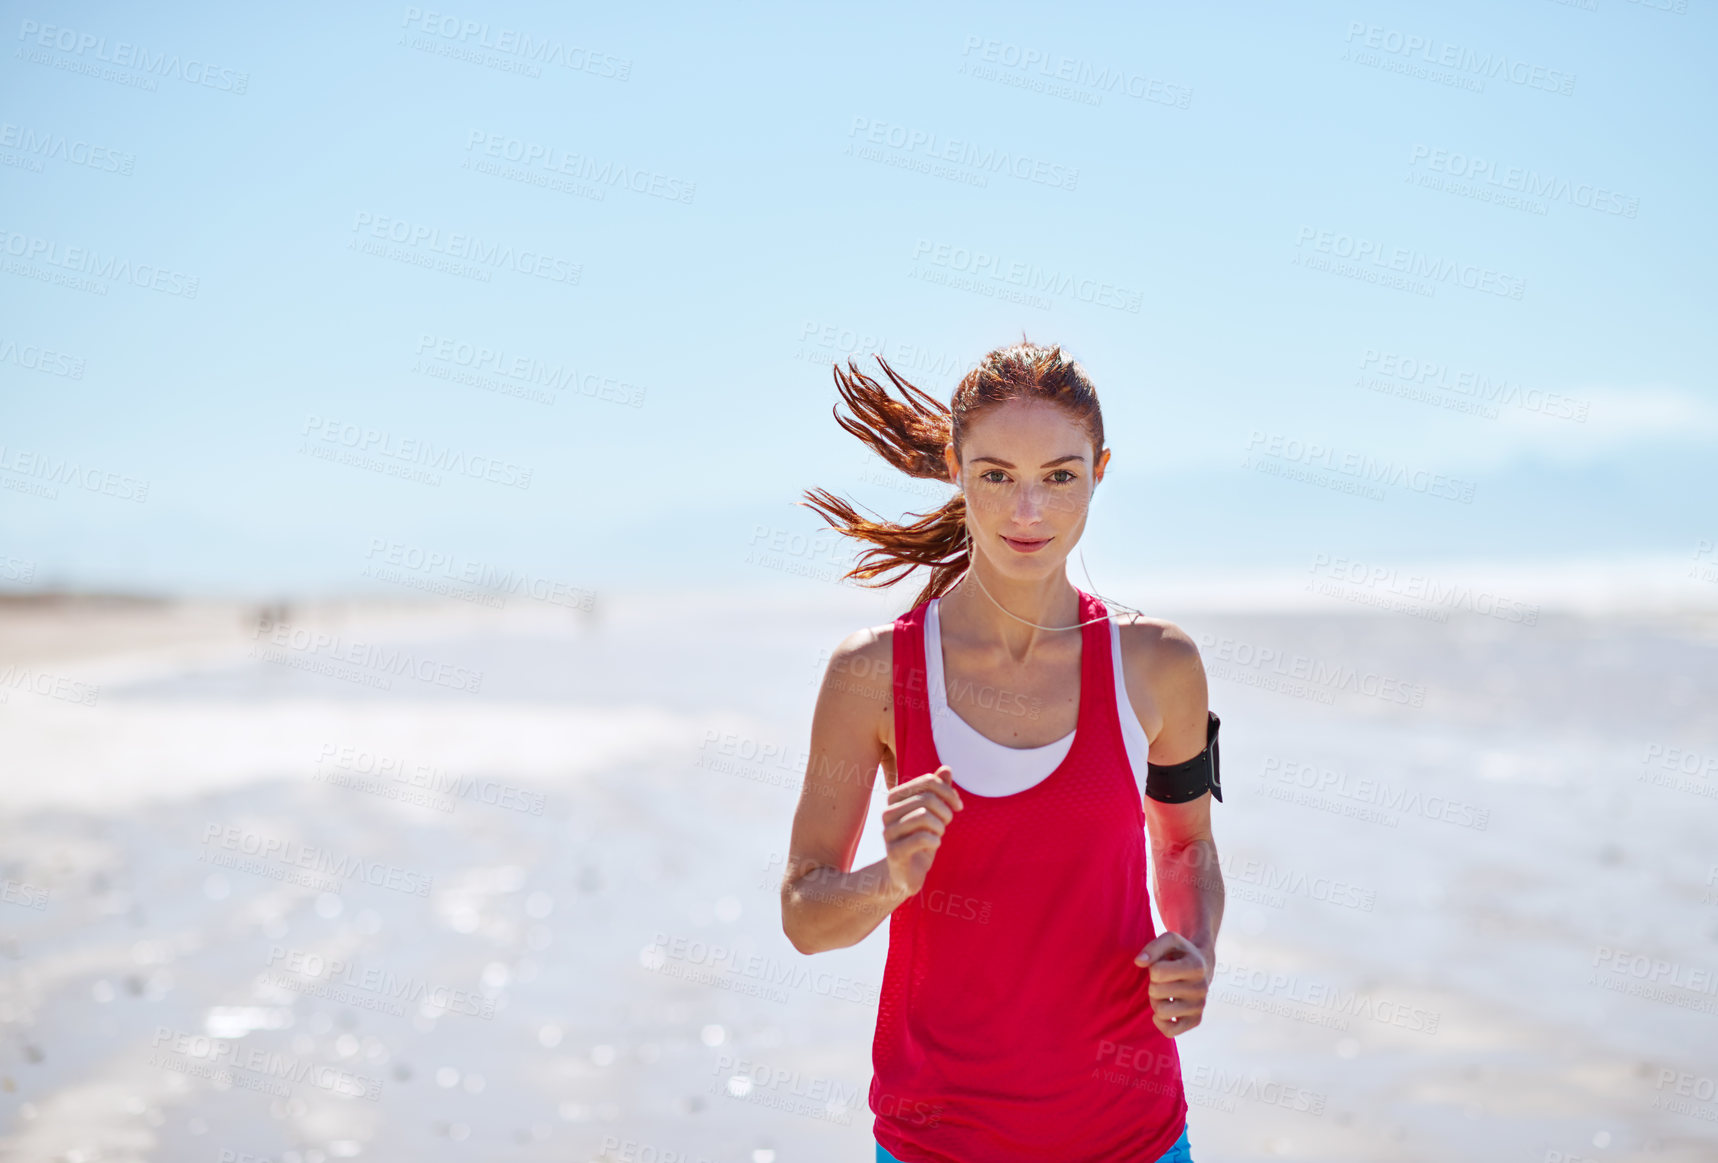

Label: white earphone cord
[949,523,1145,631]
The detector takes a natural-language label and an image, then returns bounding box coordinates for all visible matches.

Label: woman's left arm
[1132,626,1225,1037]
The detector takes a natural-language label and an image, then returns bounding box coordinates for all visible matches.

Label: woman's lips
[1001,535,1050,553]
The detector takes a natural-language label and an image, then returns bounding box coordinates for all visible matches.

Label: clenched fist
[1134,931,1210,1037]
[883,764,963,898]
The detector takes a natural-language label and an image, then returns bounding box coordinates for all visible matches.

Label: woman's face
[944,399,1109,574]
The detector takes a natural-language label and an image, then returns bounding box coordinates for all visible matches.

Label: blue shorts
[876,1123,1192,1162]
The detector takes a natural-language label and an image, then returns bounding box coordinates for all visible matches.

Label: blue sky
[2,0,1713,599]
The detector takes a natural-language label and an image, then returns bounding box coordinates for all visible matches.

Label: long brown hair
[799,339,1105,611]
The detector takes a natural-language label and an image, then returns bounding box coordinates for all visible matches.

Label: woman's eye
[980,469,1076,484]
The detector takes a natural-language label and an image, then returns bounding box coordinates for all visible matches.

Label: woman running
[780,341,1226,1162]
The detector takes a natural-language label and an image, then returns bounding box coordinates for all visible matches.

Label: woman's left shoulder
[1111,611,1200,651]
[1111,613,1205,682]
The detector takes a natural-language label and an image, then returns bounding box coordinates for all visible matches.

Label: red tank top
[870,587,1189,1161]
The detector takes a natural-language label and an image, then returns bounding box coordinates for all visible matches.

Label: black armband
[1145,711,1222,804]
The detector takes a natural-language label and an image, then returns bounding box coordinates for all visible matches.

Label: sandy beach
[1,585,1716,1162]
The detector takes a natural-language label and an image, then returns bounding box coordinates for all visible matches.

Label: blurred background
[2,1,1715,1161]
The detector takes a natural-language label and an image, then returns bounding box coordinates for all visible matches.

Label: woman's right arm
[780,625,962,954]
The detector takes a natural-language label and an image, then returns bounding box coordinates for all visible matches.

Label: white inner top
[925,597,1155,798]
